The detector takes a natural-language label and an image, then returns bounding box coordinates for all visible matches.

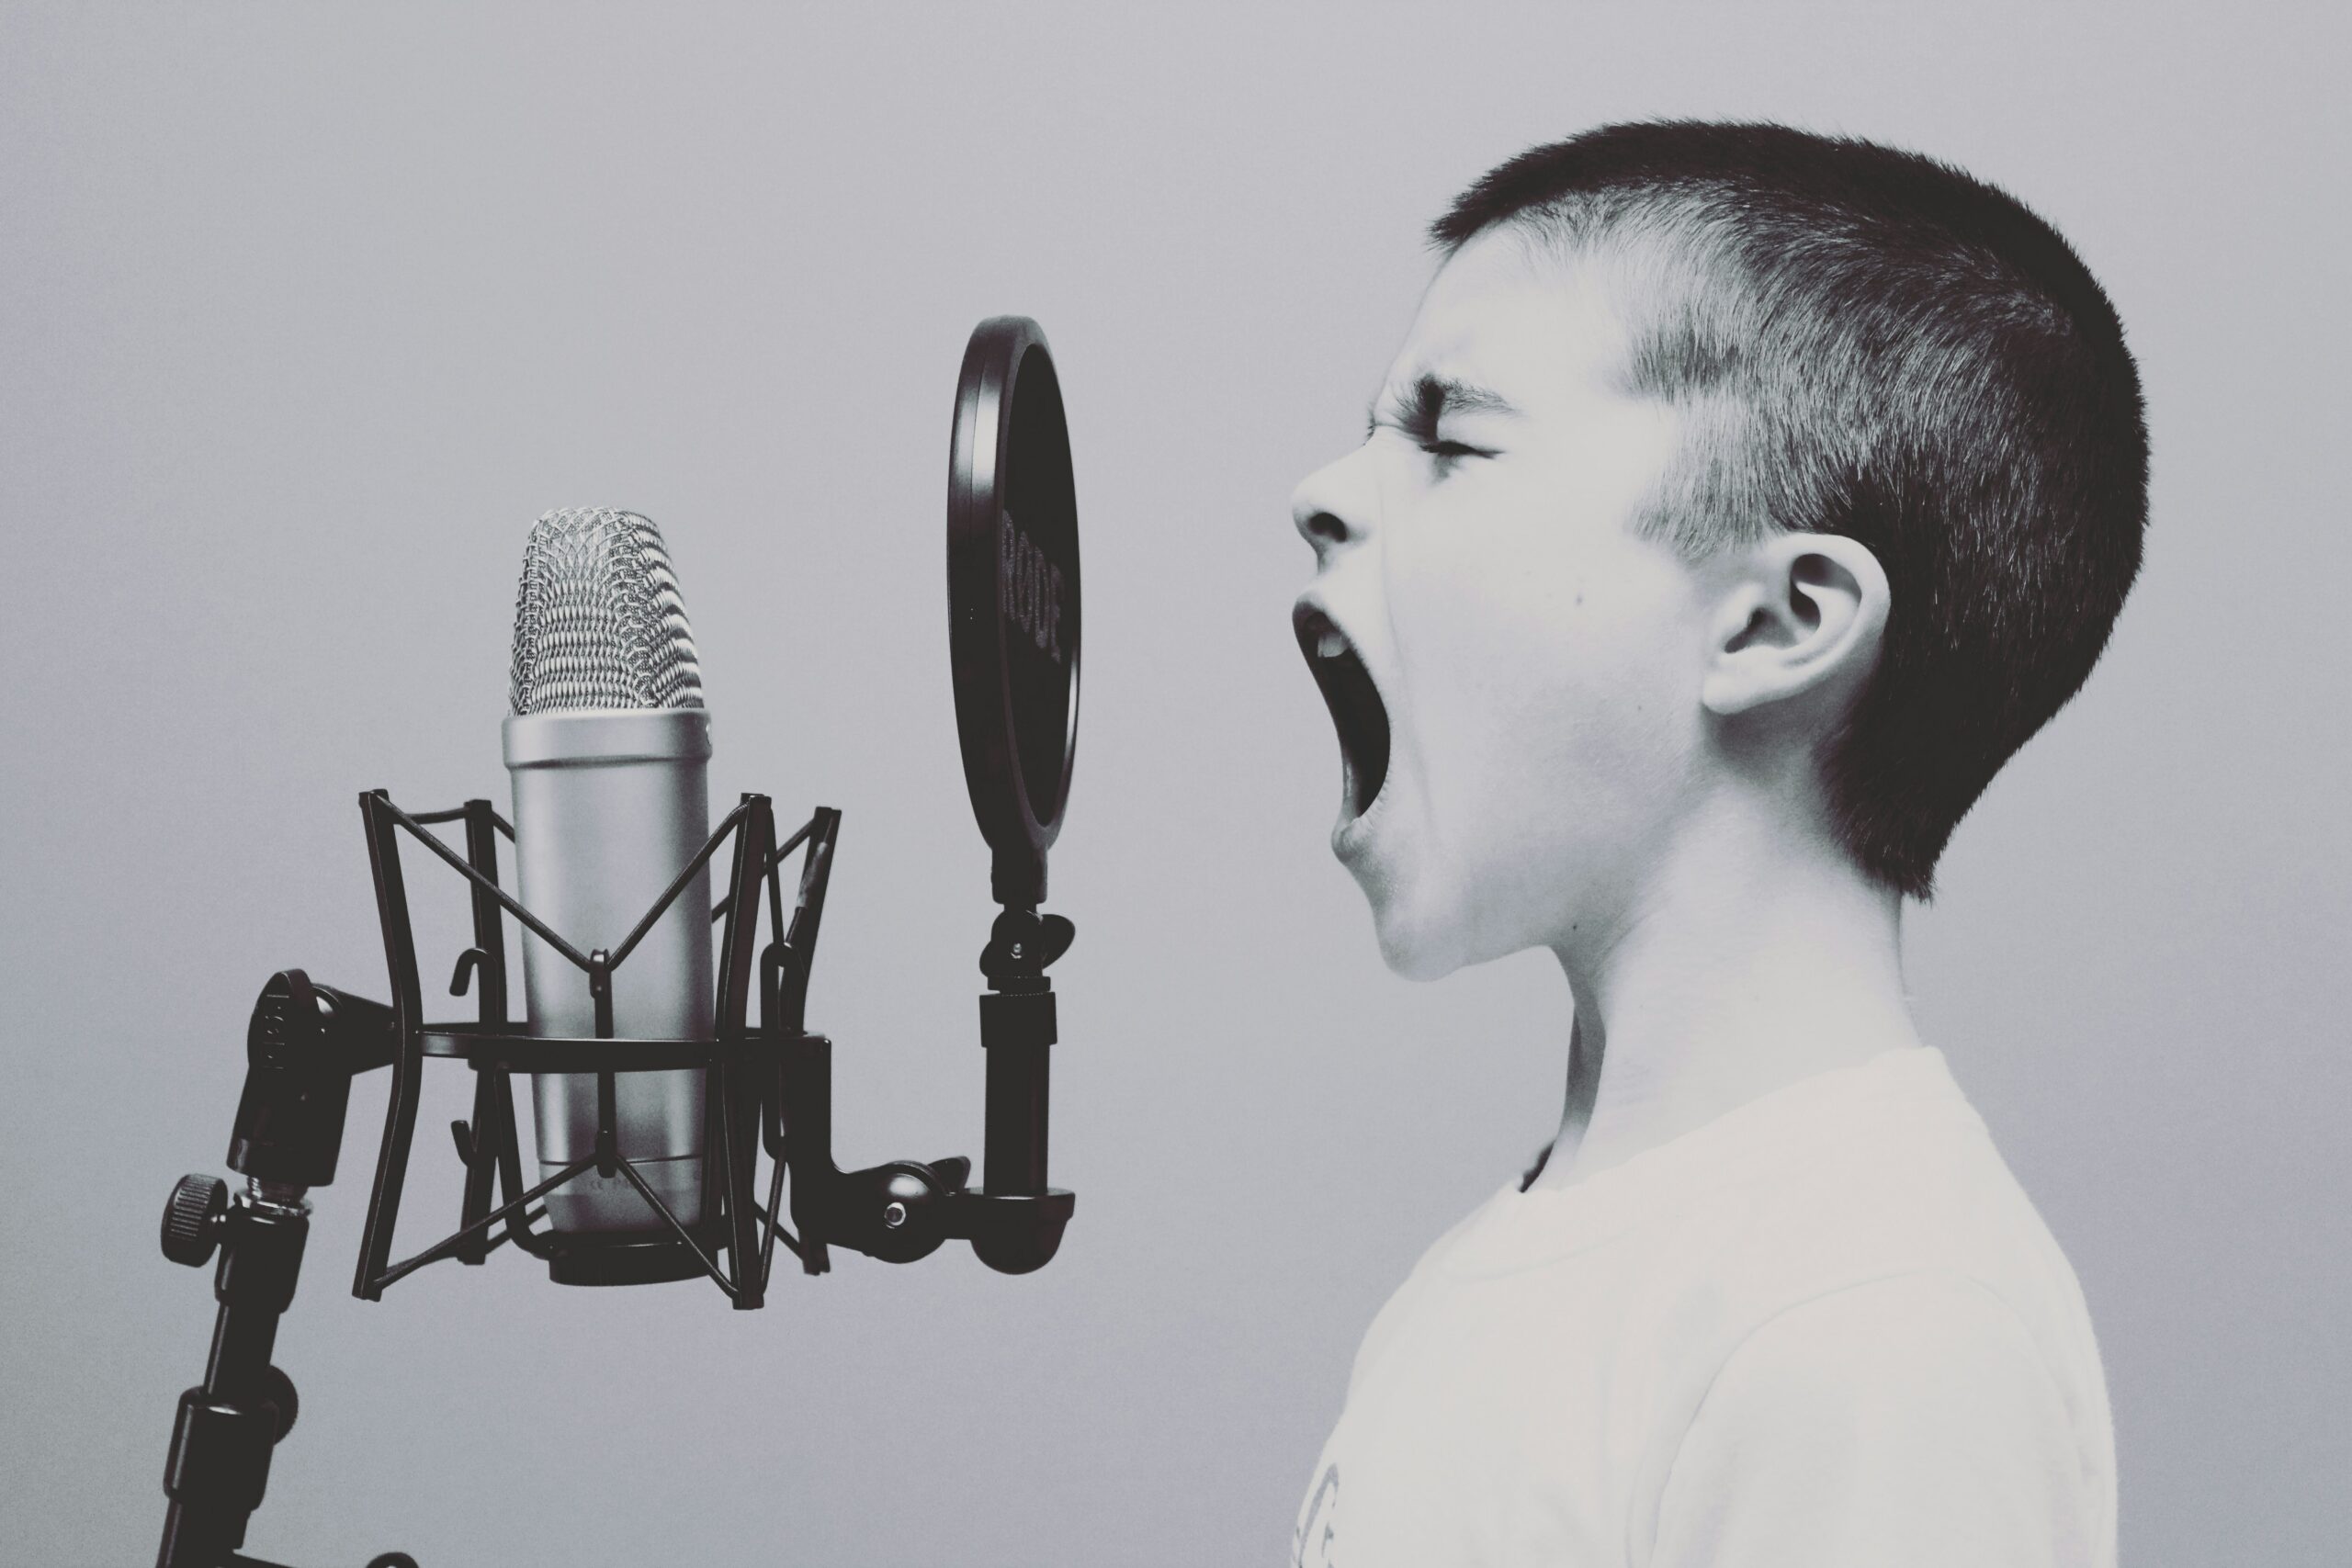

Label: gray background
[4,5,2345,1564]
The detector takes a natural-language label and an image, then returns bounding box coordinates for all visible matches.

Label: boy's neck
[1527,804,1918,1193]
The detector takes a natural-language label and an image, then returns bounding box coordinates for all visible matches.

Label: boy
[1289,122,2143,1567]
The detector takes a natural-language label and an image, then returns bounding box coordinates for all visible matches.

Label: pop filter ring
[948,316,1080,909]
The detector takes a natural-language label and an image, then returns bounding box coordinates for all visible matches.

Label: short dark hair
[1434,121,2148,898]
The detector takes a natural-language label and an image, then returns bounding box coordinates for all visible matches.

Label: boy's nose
[1292,448,1374,560]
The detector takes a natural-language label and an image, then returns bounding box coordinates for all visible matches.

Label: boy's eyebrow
[1366,373,1522,438]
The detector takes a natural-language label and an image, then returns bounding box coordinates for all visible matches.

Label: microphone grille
[509,508,706,716]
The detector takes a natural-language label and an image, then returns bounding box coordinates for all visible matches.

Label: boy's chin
[1366,890,1478,982]
[1362,863,1556,981]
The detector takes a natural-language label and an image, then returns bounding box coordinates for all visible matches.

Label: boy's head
[1293,121,2145,978]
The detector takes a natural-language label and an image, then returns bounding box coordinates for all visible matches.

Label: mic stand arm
[154,970,415,1568]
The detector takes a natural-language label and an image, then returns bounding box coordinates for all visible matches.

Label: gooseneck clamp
[156,972,403,1568]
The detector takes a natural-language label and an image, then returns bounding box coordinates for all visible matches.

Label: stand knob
[258,1363,300,1442]
[160,1174,228,1268]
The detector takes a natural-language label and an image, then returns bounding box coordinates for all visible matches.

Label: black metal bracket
[340,787,1077,1294]
[349,790,806,1308]
[774,897,1078,1278]
[157,787,1080,1565]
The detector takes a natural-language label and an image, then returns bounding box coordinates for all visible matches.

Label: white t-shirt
[1291,1046,2114,1568]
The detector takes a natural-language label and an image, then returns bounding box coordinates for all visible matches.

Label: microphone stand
[154,972,412,1568]
[153,796,1076,1568]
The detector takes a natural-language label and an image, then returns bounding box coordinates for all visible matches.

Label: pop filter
[948,316,1080,910]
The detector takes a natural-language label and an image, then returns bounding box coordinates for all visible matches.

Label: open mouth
[1295,603,1392,821]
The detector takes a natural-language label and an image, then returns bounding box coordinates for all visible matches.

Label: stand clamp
[154,972,413,1568]
[777,903,1076,1277]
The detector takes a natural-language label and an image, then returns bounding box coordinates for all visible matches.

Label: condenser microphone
[504,508,715,1235]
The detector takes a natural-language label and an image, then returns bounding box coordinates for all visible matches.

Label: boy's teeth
[1317,630,1348,659]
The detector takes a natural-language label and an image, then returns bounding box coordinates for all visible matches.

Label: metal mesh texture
[508,508,706,715]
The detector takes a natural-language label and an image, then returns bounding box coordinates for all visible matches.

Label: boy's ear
[1699,532,1890,721]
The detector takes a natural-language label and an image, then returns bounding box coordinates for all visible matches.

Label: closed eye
[1366,373,1518,465]
[1419,438,1495,466]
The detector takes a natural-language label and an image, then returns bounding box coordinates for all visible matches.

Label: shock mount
[153,790,1075,1568]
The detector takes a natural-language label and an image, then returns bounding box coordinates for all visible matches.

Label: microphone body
[506,709,713,1233]
[503,507,714,1236]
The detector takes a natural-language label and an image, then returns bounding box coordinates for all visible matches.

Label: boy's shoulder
[1309,1048,2116,1566]
[1614,1045,2103,1388]
[1708,1046,2088,1322]
[1390,1046,2109,1450]
[1422,1046,2084,1314]
[1628,1046,2120,1564]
